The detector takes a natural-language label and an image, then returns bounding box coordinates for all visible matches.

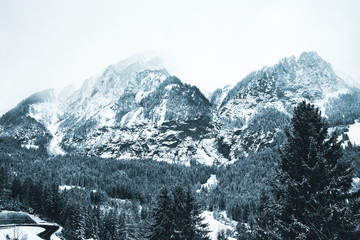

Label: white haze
[0,0,359,112]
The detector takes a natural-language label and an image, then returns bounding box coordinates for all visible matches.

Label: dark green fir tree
[183,186,210,240]
[148,186,174,240]
[260,101,360,239]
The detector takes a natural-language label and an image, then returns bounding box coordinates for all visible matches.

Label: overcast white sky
[1,0,359,112]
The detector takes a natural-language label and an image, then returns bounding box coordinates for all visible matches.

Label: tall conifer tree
[263,101,359,239]
[148,186,174,240]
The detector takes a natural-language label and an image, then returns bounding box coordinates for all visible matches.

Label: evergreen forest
[1,101,360,239]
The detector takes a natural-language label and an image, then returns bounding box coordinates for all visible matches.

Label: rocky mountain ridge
[0,51,358,165]
[217,51,350,127]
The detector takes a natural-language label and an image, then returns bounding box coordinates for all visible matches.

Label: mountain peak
[114,52,168,74]
[299,51,321,60]
[218,51,350,129]
[297,51,332,70]
[0,51,356,165]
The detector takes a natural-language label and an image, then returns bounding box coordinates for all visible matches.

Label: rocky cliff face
[0,90,55,151]
[0,51,356,164]
[217,51,350,127]
[0,54,225,165]
[214,51,352,160]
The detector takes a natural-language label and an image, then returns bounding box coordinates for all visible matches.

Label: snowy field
[0,211,61,240]
[0,226,45,240]
[197,175,237,239]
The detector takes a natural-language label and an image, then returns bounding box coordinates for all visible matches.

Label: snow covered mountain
[212,51,356,160]
[217,51,350,126]
[0,51,358,164]
[0,89,54,151]
[0,54,225,165]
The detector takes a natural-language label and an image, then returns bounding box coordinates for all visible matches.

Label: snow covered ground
[348,120,360,146]
[196,175,239,239]
[0,211,61,240]
[197,174,218,193]
[202,211,237,240]
[59,185,84,191]
[27,91,66,156]
[197,175,237,239]
[0,226,45,240]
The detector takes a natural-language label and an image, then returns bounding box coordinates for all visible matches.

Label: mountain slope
[218,51,350,127]
[59,74,223,165]
[0,90,55,151]
[215,51,353,160]
[0,51,358,164]
[0,54,226,165]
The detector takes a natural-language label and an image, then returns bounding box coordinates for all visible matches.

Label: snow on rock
[218,51,350,133]
[125,108,145,127]
[202,211,237,240]
[154,100,167,126]
[3,51,355,165]
[195,139,227,166]
[28,90,66,155]
[97,105,116,127]
[347,120,360,146]
[47,119,66,156]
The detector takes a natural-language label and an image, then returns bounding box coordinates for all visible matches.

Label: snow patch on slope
[155,100,167,126]
[195,139,227,165]
[47,120,65,156]
[348,120,360,146]
[197,174,218,193]
[97,105,116,127]
[28,91,66,155]
[202,211,237,240]
[120,108,145,127]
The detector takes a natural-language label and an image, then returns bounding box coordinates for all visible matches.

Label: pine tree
[184,186,210,240]
[148,186,174,240]
[42,185,56,217]
[63,202,86,240]
[11,176,21,199]
[29,181,43,212]
[19,177,32,206]
[171,185,209,240]
[0,165,9,195]
[216,229,227,240]
[148,185,209,240]
[85,206,100,240]
[264,101,360,239]
[236,222,253,240]
[172,185,187,240]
